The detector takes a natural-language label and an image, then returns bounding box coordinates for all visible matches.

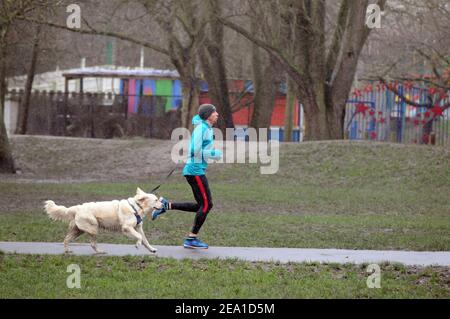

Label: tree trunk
[302,99,329,140]
[0,32,15,173]
[16,25,41,135]
[199,46,234,132]
[213,53,234,130]
[300,93,345,141]
[326,100,346,140]
[250,45,280,132]
[0,116,15,173]
[168,29,199,131]
[422,119,433,144]
[198,0,234,133]
[251,74,279,130]
[0,111,15,173]
[0,29,6,118]
[180,76,199,131]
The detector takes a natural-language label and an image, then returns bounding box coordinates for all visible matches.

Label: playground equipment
[345,81,449,146]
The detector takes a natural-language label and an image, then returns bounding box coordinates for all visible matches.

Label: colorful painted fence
[118,77,449,145]
[199,80,303,141]
[345,82,449,146]
[120,78,182,114]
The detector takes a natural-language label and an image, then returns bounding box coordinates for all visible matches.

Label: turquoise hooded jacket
[183,115,222,176]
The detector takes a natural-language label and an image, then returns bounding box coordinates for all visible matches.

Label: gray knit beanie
[198,104,217,120]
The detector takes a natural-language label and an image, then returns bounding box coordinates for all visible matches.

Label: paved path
[1,242,449,266]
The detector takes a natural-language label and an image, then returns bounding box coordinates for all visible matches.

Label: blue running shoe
[183,237,209,249]
[151,197,169,221]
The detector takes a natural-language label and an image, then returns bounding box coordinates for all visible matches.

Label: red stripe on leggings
[195,176,209,213]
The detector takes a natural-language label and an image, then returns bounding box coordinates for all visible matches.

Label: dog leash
[150,165,178,193]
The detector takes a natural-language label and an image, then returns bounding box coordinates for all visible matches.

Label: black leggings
[171,175,213,235]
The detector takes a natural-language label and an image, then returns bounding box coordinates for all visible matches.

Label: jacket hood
[192,114,206,126]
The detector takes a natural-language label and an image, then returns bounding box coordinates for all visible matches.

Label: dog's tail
[44,200,75,223]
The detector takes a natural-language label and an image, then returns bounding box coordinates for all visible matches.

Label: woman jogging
[151,104,222,249]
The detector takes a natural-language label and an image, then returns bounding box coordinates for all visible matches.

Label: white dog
[44,187,163,254]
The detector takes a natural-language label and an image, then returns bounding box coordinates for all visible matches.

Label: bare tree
[0,0,60,173]
[356,0,449,144]
[21,0,220,129]
[246,1,283,132]
[139,0,205,129]
[15,24,41,135]
[362,0,450,90]
[198,0,234,132]
[0,0,33,173]
[219,0,387,141]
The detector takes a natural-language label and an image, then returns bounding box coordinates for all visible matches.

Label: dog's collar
[128,199,143,225]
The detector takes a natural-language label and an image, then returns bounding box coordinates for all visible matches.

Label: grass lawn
[0,253,448,298]
[0,137,449,298]
[1,141,449,251]
[0,185,449,251]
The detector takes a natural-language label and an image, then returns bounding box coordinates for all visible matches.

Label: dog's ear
[135,194,146,202]
[136,187,146,195]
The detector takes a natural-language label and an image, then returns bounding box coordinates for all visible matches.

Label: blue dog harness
[127,199,143,225]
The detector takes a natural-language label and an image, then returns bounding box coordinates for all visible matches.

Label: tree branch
[378,77,450,110]
[17,16,170,56]
[217,15,304,82]
[326,0,350,81]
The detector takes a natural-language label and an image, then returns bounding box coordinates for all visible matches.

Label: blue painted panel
[134,80,142,113]
[199,80,209,92]
[172,80,182,109]
[143,79,156,95]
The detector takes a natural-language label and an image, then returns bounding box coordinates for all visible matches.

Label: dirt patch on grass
[3,135,179,182]
[2,135,248,183]
[4,135,449,184]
